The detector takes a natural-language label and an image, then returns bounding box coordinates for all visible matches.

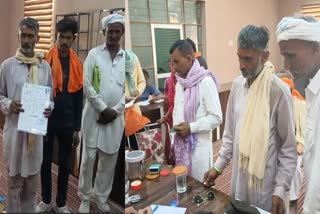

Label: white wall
[0,0,24,63]
[204,0,280,84]
[53,0,124,15]
[0,0,125,63]
[0,0,10,63]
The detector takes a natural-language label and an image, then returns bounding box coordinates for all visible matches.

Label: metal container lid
[125,150,146,163]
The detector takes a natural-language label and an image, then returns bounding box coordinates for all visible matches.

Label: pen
[152,205,159,213]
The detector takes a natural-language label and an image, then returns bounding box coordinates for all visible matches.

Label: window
[301,4,320,19]
[24,0,53,52]
[128,0,204,87]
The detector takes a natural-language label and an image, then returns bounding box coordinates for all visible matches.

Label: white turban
[277,17,320,42]
[101,13,125,30]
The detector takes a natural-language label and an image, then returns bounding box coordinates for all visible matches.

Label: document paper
[17,83,51,136]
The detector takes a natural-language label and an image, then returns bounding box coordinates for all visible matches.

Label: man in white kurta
[204,25,297,213]
[0,18,53,212]
[277,15,320,214]
[170,40,222,182]
[78,14,125,213]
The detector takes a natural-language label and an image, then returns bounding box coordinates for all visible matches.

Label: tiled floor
[0,130,122,213]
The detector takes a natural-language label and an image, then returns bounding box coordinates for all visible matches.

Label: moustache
[60,44,69,49]
[22,44,31,49]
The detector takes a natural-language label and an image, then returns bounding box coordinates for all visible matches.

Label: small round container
[172,165,187,193]
[160,168,170,177]
[130,180,142,191]
[125,150,146,181]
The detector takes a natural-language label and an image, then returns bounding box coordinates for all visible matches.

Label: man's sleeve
[45,64,54,110]
[134,59,146,97]
[214,83,236,172]
[112,92,125,115]
[273,90,297,201]
[73,88,83,131]
[189,77,222,133]
[0,62,11,115]
[83,50,107,112]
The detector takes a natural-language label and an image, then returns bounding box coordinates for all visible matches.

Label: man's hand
[297,143,304,155]
[125,206,138,214]
[272,195,285,214]
[132,90,139,97]
[72,131,80,148]
[156,117,166,125]
[98,107,118,124]
[203,169,219,187]
[174,122,191,137]
[138,206,152,214]
[43,107,52,118]
[10,101,24,114]
[126,96,135,103]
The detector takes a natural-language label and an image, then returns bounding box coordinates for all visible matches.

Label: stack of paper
[150,204,186,214]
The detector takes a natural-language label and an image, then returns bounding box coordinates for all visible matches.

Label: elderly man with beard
[0,17,53,212]
[78,13,125,213]
[277,15,320,214]
[203,25,297,214]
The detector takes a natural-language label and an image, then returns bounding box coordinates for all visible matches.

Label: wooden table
[129,167,231,214]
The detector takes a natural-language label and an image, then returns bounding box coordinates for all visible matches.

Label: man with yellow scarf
[203,25,297,213]
[0,17,53,212]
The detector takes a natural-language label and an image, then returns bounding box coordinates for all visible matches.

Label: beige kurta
[0,56,53,177]
[125,58,146,114]
[214,75,297,212]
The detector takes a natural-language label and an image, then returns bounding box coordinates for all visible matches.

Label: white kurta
[82,45,125,154]
[0,57,53,177]
[303,69,320,214]
[214,75,297,212]
[173,76,222,182]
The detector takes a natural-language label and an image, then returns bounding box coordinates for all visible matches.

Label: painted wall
[0,0,125,63]
[0,0,24,63]
[0,0,10,63]
[53,0,123,15]
[204,0,280,84]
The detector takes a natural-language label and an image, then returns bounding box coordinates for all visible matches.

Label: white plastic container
[125,150,146,181]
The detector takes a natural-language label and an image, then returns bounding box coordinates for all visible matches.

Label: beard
[241,58,264,79]
[20,44,34,55]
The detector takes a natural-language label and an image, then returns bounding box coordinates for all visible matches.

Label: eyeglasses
[193,191,215,205]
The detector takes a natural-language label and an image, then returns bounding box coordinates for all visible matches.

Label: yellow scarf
[238,61,274,191]
[15,48,43,154]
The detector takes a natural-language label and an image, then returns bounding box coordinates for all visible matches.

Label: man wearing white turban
[277,15,320,214]
[78,13,125,213]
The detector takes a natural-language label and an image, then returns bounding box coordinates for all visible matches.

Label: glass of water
[125,175,130,202]
[172,165,187,193]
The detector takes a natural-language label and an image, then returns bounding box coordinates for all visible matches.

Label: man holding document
[0,17,53,212]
